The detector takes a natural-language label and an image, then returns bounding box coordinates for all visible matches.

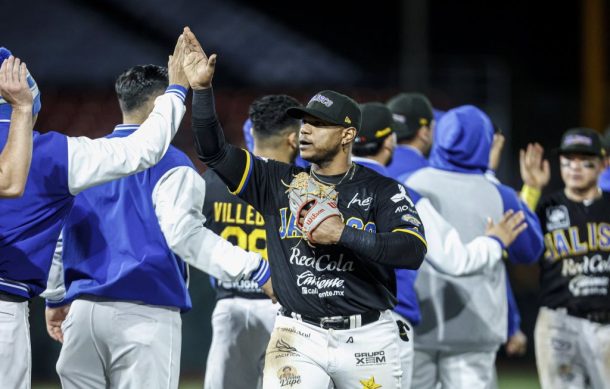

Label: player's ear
[342,127,357,145]
[287,131,298,150]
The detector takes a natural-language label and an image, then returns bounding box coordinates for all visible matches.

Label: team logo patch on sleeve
[390,185,414,206]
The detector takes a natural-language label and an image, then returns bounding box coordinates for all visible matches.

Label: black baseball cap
[558,127,605,157]
[386,93,433,141]
[354,103,394,146]
[287,90,362,131]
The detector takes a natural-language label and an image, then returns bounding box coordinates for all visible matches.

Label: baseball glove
[283,172,343,243]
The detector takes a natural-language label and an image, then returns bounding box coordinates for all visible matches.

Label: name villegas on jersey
[537,191,610,314]
[203,169,268,299]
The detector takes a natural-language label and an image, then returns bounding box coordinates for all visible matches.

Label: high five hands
[181,27,217,90]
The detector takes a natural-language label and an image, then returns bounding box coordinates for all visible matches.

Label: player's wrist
[165,85,188,103]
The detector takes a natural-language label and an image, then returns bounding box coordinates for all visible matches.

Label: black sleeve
[191,87,296,215]
[191,87,248,192]
[337,179,427,268]
[338,227,427,269]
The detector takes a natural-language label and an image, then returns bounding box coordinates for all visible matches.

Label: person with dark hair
[203,94,301,389]
[385,93,434,181]
[0,37,188,388]
[521,128,610,388]
[43,60,272,388]
[183,27,427,388]
[405,105,543,388]
[354,102,529,388]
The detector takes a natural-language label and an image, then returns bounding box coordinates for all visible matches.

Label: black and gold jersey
[537,190,610,314]
[203,169,268,300]
[229,152,426,317]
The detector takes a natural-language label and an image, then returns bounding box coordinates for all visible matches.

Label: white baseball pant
[0,300,30,389]
[262,310,403,389]
[56,299,181,389]
[535,307,610,389]
[204,297,278,389]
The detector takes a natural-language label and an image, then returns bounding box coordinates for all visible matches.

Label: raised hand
[182,26,217,90]
[520,143,550,190]
[485,210,527,248]
[0,56,33,110]
[488,132,505,171]
[168,34,189,89]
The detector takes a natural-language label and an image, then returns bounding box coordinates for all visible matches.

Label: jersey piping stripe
[0,279,29,293]
[231,149,253,196]
[393,228,427,248]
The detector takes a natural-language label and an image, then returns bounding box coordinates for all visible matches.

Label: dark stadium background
[2,0,609,387]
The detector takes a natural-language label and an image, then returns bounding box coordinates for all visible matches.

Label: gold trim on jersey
[231,149,251,195]
[393,228,427,248]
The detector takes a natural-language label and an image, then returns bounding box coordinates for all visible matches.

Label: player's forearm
[0,106,33,197]
[67,87,186,195]
[338,227,427,269]
[191,88,251,192]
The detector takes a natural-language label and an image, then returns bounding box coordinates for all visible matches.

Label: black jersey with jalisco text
[536,190,610,314]
[232,152,426,317]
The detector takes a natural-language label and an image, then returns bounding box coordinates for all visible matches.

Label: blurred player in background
[524,128,610,389]
[203,94,301,389]
[355,101,529,388]
[405,105,544,388]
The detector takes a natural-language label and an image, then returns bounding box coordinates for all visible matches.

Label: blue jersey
[57,126,192,311]
[599,167,610,192]
[387,145,429,182]
[0,124,71,298]
[353,156,422,325]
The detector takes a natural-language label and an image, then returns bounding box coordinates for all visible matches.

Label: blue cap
[0,47,41,120]
[242,118,254,152]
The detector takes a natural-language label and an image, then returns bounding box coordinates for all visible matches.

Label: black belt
[0,290,28,303]
[568,309,610,324]
[280,308,381,330]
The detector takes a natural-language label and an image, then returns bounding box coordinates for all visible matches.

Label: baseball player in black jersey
[181,28,427,388]
[525,128,610,388]
[203,95,302,389]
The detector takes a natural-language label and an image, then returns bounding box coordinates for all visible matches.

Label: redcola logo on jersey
[289,247,354,272]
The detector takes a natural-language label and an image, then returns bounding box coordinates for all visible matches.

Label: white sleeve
[67,90,186,195]
[416,198,503,276]
[41,234,66,304]
[153,166,269,284]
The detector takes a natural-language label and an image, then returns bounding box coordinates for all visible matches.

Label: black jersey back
[202,169,268,300]
[536,190,610,314]
[234,153,426,317]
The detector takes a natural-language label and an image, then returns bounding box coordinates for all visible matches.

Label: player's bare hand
[45,305,70,343]
[308,215,344,245]
[0,56,33,111]
[261,277,277,304]
[505,329,527,357]
[485,210,527,248]
[182,26,217,90]
[519,143,550,190]
[168,34,189,89]
[488,132,505,171]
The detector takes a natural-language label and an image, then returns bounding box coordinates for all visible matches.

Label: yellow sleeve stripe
[393,228,427,248]
[230,149,252,195]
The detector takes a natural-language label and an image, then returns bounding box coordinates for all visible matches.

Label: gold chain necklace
[310,162,356,186]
